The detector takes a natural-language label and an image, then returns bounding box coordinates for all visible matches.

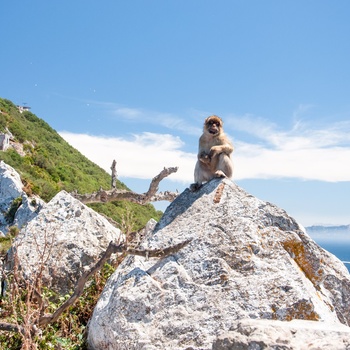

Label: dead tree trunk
[110,160,117,189]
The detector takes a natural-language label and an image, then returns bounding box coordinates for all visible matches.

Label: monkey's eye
[209,121,219,127]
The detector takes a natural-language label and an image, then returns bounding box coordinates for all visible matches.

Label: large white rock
[9,190,123,294]
[0,160,22,200]
[88,178,350,350]
[0,161,44,235]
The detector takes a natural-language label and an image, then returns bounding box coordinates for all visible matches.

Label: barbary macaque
[191,115,234,190]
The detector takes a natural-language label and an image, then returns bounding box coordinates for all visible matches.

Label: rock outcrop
[213,319,350,350]
[0,161,44,236]
[88,178,350,350]
[8,190,123,294]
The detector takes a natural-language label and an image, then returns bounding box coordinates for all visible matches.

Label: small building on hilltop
[17,105,31,113]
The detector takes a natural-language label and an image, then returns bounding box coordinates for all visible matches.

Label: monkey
[191,115,234,191]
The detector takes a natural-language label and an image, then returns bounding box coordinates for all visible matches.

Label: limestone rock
[9,190,123,294]
[0,161,44,235]
[213,319,350,350]
[88,178,350,350]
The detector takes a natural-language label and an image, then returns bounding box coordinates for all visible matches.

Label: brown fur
[192,115,234,190]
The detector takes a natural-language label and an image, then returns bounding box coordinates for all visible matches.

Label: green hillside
[0,97,162,230]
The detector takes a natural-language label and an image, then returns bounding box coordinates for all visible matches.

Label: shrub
[4,197,22,224]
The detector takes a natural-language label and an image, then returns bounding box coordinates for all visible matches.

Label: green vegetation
[89,201,162,232]
[0,97,165,349]
[4,197,22,224]
[0,262,116,350]
[0,226,19,255]
[0,98,126,200]
[0,97,162,230]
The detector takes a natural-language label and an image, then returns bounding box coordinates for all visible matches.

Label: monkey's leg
[191,161,213,191]
[215,154,233,179]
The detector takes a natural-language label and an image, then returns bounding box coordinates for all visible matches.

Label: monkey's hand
[199,152,211,164]
[208,146,222,159]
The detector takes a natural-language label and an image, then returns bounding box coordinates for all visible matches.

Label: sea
[306,227,350,273]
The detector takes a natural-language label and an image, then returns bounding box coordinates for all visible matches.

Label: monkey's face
[204,116,222,135]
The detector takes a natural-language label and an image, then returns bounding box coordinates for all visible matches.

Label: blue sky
[1,1,349,226]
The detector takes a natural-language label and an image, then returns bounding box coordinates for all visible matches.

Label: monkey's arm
[198,135,212,164]
[209,142,234,157]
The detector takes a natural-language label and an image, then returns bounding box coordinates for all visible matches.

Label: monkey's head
[204,115,223,135]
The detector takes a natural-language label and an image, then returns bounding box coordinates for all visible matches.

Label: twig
[0,322,24,334]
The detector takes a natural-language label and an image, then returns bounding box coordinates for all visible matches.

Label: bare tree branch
[126,238,192,258]
[0,322,24,334]
[1,238,192,333]
[38,238,191,327]
[71,166,179,205]
[144,166,178,202]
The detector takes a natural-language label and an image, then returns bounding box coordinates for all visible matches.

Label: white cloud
[235,142,350,181]
[60,131,196,183]
[230,118,350,181]
[60,119,350,184]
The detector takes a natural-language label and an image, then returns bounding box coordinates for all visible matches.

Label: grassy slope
[0,97,162,231]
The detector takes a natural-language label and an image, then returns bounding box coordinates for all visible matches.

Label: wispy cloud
[115,108,202,136]
[90,100,203,136]
[113,107,143,120]
[228,116,350,181]
[226,114,350,149]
